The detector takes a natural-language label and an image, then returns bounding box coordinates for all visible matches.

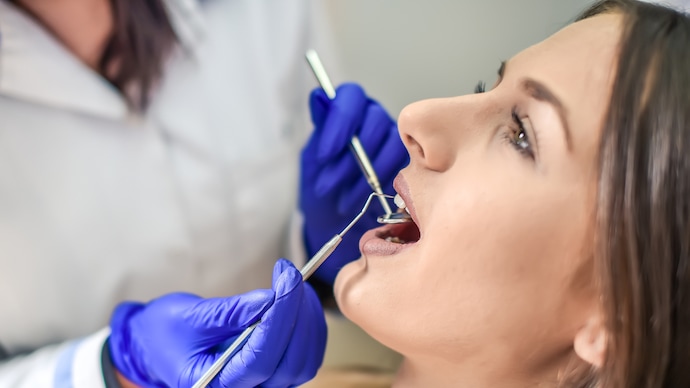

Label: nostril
[405,134,424,159]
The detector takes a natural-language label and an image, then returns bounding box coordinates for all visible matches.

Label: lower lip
[359,225,417,256]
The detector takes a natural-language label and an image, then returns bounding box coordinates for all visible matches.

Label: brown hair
[9,0,177,110]
[100,0,177,109]
[573,1,690,387]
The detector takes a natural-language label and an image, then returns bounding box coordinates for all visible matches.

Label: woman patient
[332,0,690,386]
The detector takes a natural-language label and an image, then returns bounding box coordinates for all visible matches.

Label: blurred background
[321,0,596,117]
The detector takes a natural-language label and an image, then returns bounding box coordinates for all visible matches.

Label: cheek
[424,175,588,295]
[412,176,591,347]
[334,166,595,359]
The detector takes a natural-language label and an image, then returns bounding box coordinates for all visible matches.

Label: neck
[15,0,114,70]
[392,357,560,388]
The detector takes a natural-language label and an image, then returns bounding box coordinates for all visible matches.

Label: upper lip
[393,174,420,229]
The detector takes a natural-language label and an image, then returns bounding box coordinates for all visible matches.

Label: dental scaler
[191,193,393,388]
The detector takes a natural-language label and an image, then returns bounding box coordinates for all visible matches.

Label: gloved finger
[260,283,326,388]
[219,259,303,387]
[309,88,331,129]
[336,172,378,216]
[317,83,368,162]
[108,302,145,366]
[338,176,388,216]
[337,130,408,214]
[109,301,144,334]
[354,103,396,158]
[290,283,328,384]
[334,126,390,214]
[313,152,362,198]
[371,130,410,193]
[184,290,274,345]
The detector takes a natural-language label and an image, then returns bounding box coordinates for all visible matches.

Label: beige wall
[322,0,595,116]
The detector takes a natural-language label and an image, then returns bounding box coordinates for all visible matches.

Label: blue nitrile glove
[108,259,327,388]
[300,83,409,284]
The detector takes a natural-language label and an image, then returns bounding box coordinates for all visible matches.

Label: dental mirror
[377,193,413,224]
[377,212,413,224]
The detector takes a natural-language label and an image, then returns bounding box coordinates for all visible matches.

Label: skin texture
[15,0,113,70]
[335,14,622,388]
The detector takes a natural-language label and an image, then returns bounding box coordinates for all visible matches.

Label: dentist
[0,0,407,386]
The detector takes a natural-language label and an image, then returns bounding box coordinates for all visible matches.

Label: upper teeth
[394,194,408,212]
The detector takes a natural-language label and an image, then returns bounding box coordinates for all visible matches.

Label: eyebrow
[497,61,573,151]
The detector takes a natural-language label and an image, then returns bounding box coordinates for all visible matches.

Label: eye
[507,109,535,160]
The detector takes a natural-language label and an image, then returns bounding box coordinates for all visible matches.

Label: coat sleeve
[0,328,109,388]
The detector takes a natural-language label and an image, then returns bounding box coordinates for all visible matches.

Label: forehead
[508,14,623,160]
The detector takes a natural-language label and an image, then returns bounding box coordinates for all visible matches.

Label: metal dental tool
[305,49,394,216]
[377,212,413,224]
[192,192,393,388]
[378,193,413,224]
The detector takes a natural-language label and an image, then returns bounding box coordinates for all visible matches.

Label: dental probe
[191,192,392,388]
[305,49,393,216]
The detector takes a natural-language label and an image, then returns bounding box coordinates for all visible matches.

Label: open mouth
[376,212,421,244]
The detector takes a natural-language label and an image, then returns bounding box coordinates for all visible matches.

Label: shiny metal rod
[305,50,393,216]
[299,192,389,279]
[192,193,391,388]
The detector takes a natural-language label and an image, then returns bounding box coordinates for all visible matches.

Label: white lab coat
[0,0,336,385]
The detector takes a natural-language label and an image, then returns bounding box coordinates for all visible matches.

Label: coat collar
[0,0,206,120]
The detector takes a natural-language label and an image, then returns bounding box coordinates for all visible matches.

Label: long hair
[572,1,690,387]
[100,0,178,110]
[9,0,177,110]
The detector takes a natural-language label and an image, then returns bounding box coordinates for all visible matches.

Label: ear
[573,314,607,368]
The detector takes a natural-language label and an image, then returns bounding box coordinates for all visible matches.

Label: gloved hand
[301,83,409,284]
[108,259,327,388]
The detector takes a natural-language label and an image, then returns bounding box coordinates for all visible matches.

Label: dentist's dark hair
[567,0,690,387]
[9,0,177,110]
[100,0,178,110]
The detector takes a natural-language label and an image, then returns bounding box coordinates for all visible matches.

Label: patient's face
[335,14,621,373]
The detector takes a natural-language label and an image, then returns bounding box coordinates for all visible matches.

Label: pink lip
[358,173,421,257]
[359,225,416,256]
[393,174,419,227]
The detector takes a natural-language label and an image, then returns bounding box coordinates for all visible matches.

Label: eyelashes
[508,109,535,160]
[472,81,536,160]
[474,81,486,94]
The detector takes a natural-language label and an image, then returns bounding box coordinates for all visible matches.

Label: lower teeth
[385,236,406,244]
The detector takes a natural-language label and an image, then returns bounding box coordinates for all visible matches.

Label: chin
[333,256,407,355]
[333,257,366,312]
[336,256,387,335]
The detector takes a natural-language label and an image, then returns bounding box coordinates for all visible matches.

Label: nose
[398,96,477,172]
